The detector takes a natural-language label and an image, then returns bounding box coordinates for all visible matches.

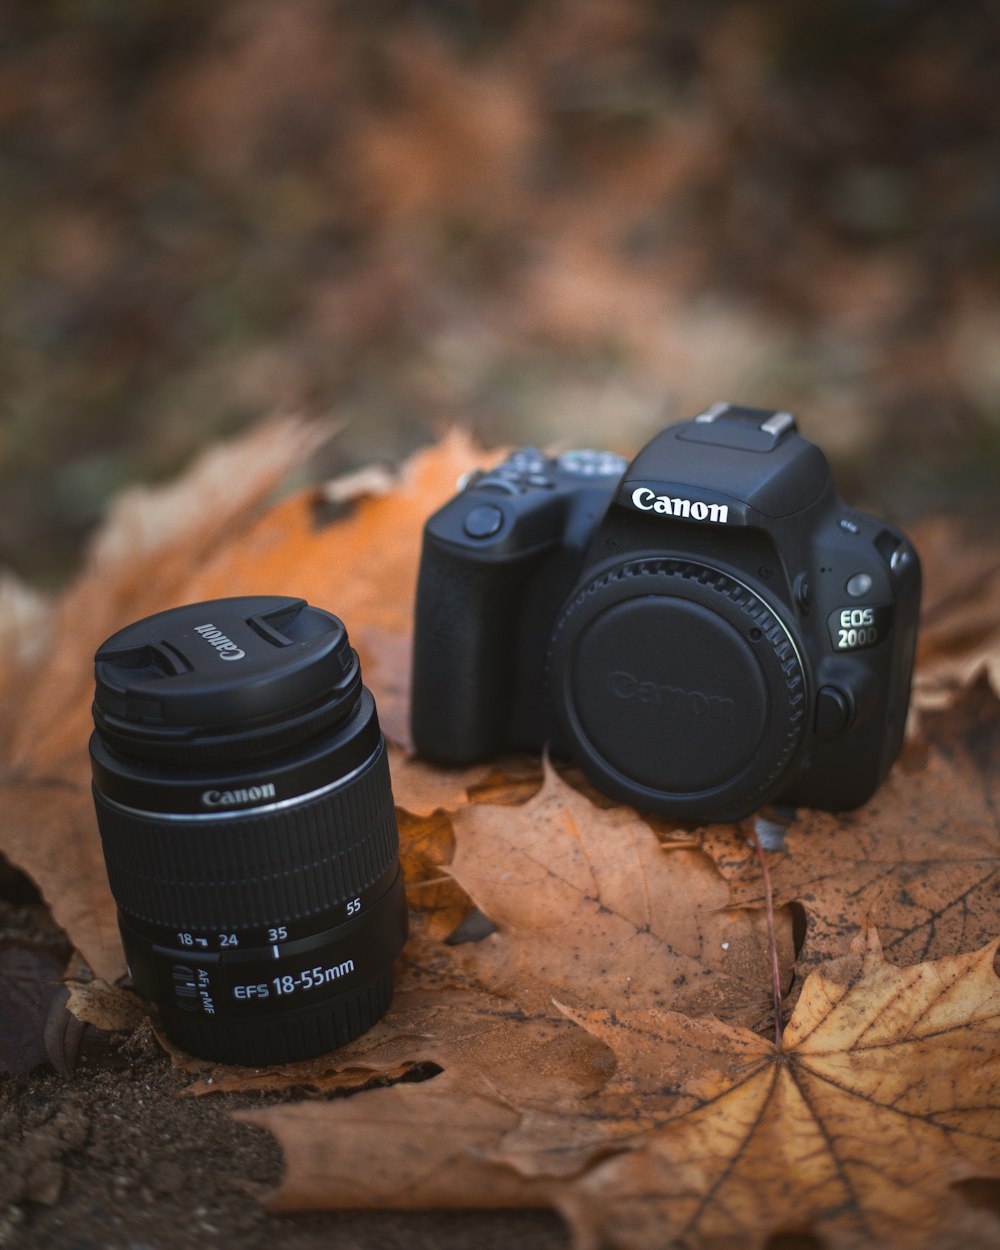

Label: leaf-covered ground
[1,425,998,1249]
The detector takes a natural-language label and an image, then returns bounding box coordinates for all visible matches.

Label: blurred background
[2,0,998,585]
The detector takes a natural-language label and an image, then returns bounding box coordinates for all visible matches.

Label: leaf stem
[751,834,783,1048]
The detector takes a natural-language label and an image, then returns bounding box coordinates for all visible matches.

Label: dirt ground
[0,869,570,1250]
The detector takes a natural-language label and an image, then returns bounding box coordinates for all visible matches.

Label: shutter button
[463,504,505,539]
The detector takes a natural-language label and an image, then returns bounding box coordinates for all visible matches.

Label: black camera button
[473,477,522,496]
[463,504,505,539]
[506,447,545,472]
[816,687,854,740]
[890,544,915,576]
[557,450,628,477]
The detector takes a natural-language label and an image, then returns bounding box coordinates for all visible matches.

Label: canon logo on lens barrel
[200,783,276,808]
[89,595,408,1067]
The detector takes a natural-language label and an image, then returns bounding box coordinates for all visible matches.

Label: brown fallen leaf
[5,417,328,784]
[196,981,613,1104]
[0,423,489,980]
[241,1069,552,1211]
[396,809,470,938]
[389,744,543,819]
[389,751,545,938]
[205,771,786,1110]
[449,763,795,1031]
[241,931,1000,1250]
[178,426,495,741]
[912,517,1000,714]
[184,1058,426,1098]
[65,979,147,1034]
[388,745,497,819]
[699,680,1000,980]
[3,423,997,1249]
[558,929,1000,1250]
[0,418,329,981]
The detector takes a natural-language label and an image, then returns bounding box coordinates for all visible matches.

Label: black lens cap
[571,596,769,793]
[548,560,808,820]
[93,596,362,763]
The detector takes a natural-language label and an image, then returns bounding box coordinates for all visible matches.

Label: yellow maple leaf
[237,932,1000,1250]
[560,929,1000,1250]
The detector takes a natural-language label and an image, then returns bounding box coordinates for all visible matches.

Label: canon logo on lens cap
[193,622,246,661]
[609,670,736,722]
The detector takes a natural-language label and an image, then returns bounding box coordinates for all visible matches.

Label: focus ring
[94,740,397,930]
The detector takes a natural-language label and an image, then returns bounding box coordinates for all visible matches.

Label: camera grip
[411,541,534,764]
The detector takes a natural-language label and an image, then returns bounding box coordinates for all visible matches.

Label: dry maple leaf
[176,425,497,751]
[0,418,327,980]
[241,1067,553,1211]
[189,979,612,1103]
[0,423,489,980]
[189,766,789,1138]
[4,422,997,1250]
[698,681,1000,982]
[911,517,1000,715]
[184,765,785,1101]
[239,931,1000,1250]
[558,928,1000,1250]
[388,745,541,820]
[448,763,795,1032]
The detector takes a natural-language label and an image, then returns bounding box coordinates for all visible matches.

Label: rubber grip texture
[410,544,528,762]
[94,740,397,930]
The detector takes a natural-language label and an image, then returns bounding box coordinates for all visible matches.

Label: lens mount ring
[547,557,809,821]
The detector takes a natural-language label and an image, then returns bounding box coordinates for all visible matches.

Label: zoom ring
[94,742,397,930]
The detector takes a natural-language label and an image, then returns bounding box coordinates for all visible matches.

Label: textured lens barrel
[89,595,408,1066]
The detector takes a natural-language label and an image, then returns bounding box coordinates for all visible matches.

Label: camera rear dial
[547,559,809,822]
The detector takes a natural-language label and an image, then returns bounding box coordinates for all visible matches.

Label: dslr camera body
[411,404,920,822]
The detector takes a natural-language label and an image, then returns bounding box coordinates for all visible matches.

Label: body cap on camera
[93,596,361,763]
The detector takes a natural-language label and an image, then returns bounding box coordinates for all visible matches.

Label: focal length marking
[631,488,729,524]
[233,959,356,1001]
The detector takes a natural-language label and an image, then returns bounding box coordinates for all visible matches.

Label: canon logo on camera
[630,488,729,524]
[609,670,736,722]
[193,622,246,661]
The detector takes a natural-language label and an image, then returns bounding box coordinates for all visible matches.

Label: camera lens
[89,595,407,1066]
[548,559,808,822]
